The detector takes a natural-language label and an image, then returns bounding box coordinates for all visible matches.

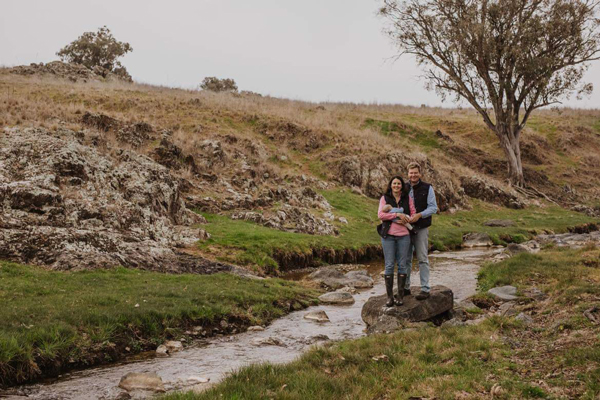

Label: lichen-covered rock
[308,266,373,289]
[0,127,228,273]
[318,291,355,305]
[10,61,132,83]
[362,285,454,333]
[462,232,493,248]
[118,372,165,393]
[231,203,338,236]
[460,176,524,209]
[328,153,466,211]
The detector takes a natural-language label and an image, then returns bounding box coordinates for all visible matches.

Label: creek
[8,247,503,400]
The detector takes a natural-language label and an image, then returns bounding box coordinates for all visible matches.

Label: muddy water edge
[5,247,502,400]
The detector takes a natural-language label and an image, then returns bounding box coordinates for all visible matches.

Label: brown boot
[396,274,407,306]
[384,275,395,307]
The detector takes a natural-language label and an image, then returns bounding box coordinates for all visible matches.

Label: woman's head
[385,175,407,197]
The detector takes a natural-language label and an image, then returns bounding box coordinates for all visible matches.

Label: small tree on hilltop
[380,0,600,186]
[57,26,133,79]
[199,77,238,93]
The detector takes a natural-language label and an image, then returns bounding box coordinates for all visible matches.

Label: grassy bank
[198,189,594,270]
[163,247,600,399]
[0,262,319,386]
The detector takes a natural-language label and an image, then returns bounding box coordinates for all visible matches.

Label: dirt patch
[273,245,381,271]
[568,222,599,234]
[82,112,157,148]
[254,118,333,153]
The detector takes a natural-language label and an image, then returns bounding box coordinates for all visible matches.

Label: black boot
[384,275,395,307]
[416,291,430,300]
[396,274,407,306]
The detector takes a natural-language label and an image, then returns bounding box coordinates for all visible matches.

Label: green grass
[0,262,319,385]
[164,320,512,400]
[363,118,441,149]
[431,200,593,250]
[198,189,595,269]
[163,248,600,400]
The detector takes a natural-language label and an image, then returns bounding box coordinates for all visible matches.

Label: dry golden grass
[2,69,600,203]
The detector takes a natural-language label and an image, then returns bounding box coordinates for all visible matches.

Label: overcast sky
[2,0,600,107]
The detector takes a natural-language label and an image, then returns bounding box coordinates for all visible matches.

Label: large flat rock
[488,285,518,301]
[361,285,454,328]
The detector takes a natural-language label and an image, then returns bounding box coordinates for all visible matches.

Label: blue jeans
[381,235,411,276]
[404,228,430,292]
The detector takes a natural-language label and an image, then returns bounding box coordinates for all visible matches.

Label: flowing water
[6,247,502,400]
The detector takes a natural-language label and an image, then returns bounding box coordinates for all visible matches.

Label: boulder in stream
[156,345,169,357]
[247,325,265,332]
[462,232,493,247]
[118,372,166,393]
[251,337,286,347]
[507,243,532,255]
[361,285,453,334]
[318,291,355,305]
[165,340,183,353]
[304,310,330,322]
[308,266,373,289]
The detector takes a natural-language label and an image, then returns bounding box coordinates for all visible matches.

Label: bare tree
[380,0,600,186]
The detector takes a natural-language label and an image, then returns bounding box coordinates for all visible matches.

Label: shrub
[199,77,238,93]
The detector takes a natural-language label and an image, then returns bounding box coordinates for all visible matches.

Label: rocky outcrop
[362,285,454,333]
[536,231,600,248]
[460,176,524,209]
[0,127,229,273]
[328,153,466,211]
[10,61,132,83]
[82,112,159,148]
[231,204,338,236]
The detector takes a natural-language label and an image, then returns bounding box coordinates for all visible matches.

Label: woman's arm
[378,197,398,221]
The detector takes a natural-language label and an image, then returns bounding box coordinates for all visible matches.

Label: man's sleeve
[420,186,438,218]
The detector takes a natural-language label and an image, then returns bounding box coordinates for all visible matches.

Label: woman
[377,176,411,307]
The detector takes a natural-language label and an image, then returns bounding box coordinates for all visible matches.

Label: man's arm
[420,186,438,218]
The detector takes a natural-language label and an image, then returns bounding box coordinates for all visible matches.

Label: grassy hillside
[1,70,600,201]
[2,69,599,271]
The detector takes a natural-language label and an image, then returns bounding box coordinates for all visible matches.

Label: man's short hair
[407,162,421,172]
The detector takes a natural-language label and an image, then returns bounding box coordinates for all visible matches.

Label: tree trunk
[497,128,524,187]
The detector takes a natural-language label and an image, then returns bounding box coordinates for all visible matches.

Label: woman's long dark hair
[384,175,408,199]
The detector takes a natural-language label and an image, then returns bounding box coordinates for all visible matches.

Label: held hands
[396,213,410,224]
[408,213,422,223]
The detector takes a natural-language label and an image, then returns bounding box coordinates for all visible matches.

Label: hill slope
[1,65,599,272]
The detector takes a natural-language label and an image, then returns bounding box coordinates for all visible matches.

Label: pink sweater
[378,196,409,237]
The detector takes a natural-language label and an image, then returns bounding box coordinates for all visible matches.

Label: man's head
[407,162,422,185]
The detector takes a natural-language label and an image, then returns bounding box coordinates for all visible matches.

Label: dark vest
[400,180,433,229]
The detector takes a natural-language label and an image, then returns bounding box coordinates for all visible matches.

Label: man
[397,162,438,300]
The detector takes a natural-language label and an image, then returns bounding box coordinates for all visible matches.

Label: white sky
[2,0,600,108]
